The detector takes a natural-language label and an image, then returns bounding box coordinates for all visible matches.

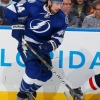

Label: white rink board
[0,29,100,94]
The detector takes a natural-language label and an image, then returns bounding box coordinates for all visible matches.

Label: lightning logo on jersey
[30,19,50,33]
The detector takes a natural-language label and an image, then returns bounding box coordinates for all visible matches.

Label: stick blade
[64,91,71,100]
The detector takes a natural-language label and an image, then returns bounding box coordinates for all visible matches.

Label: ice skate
[70,87,83,100]
[16,92,28,100]
[16,97,28,100]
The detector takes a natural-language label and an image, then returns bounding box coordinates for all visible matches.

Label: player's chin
[54,10,59,14]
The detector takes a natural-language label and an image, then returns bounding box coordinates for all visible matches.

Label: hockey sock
[20,60,42,93]
[81,75,100,93]
[29,83,41,92]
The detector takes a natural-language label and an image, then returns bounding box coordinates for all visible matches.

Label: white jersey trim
[7,4,16,13]
[23,73,36,84]
[53,36,63,43]
[34,79,45,86]
[24,35,42,44]
[23,73,45,85]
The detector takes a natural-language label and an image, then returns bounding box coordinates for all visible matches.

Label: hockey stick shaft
[22,38,82,100]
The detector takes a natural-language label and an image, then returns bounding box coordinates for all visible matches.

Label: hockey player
[70,73,100,100]
[5,0,67,100]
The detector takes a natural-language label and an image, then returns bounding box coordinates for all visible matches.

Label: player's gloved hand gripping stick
[22,38,82,100]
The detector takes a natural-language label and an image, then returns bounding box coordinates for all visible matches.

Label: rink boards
[0,27,100,100]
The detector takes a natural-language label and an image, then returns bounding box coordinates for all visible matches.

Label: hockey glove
[11,25,25,42]
[38,40,57,53]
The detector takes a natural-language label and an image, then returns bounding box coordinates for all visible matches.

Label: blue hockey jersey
[5,0,68,50]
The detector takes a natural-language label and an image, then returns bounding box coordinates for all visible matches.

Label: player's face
[61,0,72,15]
[51,2,63,14]
[1,0,9,3]
[95,4,100,18]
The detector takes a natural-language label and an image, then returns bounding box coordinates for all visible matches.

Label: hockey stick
[64,92,71,100]
[22,38,82,100]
